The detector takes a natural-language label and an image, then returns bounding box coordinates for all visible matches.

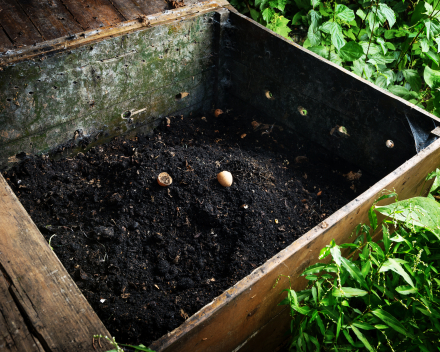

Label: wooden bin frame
[0,1,440,351]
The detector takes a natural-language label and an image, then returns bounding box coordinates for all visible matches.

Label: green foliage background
[230,0,440,117]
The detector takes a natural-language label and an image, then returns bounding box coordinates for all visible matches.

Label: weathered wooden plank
[0,0,43,45]
[109,0,144,19]
[61,0,126,30]
[0,274,44,352]
[0,174,112,351]
[132,0,170,16]
[15,0,83,40]
[0,27,12,52]
[150,139,440,352]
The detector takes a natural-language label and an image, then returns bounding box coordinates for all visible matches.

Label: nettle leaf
[367,11,380,32]
[420,38,430,52]
[308,45,329,58]
[388,85,417,100]
[375,75,388,88]
[311,0,320,9]
[378,3,396,28]
[425,50,440,65]
[425,19,440,41]
[402,69,422,92]
[376,37,388,54]
[262,7,275,23]
[424,65,440,89]
[368,53,395,65]
[360,42,381,55]
[320,21,346,51]
[339,41,364,61]
[332,287,369,297]
[308,25,322,46]
[356,8,367,20]
[250,8,260,21]
[335,4,355,23]
[352,59,375,79]
[268,15,292,38]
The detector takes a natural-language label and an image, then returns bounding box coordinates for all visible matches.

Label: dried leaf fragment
[343,170,362,181]
[251,121,261,130]
[241,133,247,138]
[180,309,189,319]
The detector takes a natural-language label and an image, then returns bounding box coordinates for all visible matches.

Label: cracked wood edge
[149,139,440,352]
[0,173,112,351]
[0,0,230,66]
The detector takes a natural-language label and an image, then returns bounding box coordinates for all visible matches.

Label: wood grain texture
[0,174,112,351]
[0,27,12,51]
[109,0,144,19]
[132,0,171,16]
[149,134,440,352]
[0,0,43,45]
[15,0,83,40]
[61,0,126,30]
[0,274,44,352]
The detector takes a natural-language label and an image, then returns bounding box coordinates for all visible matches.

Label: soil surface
[3,109,377,346]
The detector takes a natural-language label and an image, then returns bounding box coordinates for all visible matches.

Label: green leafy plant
[93,335,155,352]
[276,180,440,351]
[231,0,440,116]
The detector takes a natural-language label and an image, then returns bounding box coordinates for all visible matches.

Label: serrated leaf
[356,8,366,20]
[311,0,320,9]
[320,21,346,51]
[425,49,440,65]
[376,37,388,54]
[262,7,274,23]
[378,3,396,28]
[335,4,355,23]
[420,38,430,52]
[308,45,329,58]
[250,8,260,21]
[388,85,412,100]
[360,42,381,55]
[332,287,369,297]
[339,41,364,61]
[402,69,422,92]
[367,53,395,65]
[372,309,414,337]
[424,66,440,89]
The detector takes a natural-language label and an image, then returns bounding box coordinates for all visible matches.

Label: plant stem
[365,3,378,63]
[355,8,371,41]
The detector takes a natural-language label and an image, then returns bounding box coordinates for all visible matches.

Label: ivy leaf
[320,21,346,51]
[403,69,422,92]
[339,41,364,61]
[378,3,396,28]
[262,7,275,23]
[424,66,440,89]
[335,4,355,23]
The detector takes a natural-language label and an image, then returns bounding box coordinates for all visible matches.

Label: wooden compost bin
[1,0,440,351]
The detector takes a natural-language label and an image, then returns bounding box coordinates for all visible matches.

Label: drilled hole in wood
[53,86,58,89]
[122,110,132,119]
[175,92,190,100]
[73,81,77,84]
[6,98,11,102]
[28,91,33,94]
[265,90,274,99]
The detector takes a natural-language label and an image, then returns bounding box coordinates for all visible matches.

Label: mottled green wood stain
[0,12,217,167]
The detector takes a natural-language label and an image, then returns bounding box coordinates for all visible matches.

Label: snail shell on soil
[157,172,172,187]
[217,171,233,187]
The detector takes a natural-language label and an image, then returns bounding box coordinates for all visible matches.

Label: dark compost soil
[3,110,378,346]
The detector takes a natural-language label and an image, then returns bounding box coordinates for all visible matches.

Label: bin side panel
[149,138,440,351]
[220,11,438,177]
[0,11,217,168]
